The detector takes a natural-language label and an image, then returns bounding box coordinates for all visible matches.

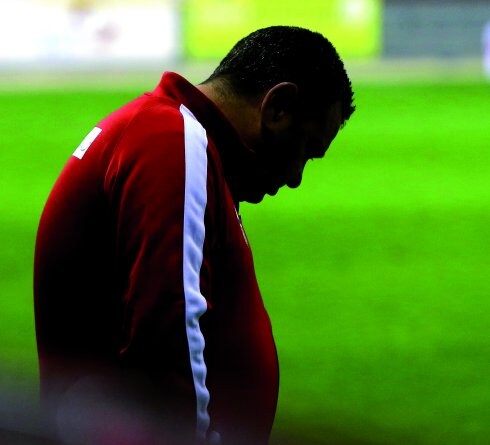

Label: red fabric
[34,72,279,444]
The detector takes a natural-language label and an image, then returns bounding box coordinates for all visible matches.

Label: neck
[195,81,265,203]
[196,81,262,152]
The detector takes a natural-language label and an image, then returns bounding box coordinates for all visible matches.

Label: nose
[286,165,304,189]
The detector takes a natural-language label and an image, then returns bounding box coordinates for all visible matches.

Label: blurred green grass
[1,80,489,444]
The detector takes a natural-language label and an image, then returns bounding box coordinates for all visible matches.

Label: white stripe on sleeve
[180,104,213,441]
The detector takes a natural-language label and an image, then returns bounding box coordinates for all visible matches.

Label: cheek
[284,139,308,169]
[260,127,308,176]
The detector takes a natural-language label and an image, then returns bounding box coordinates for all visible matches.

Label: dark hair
[204,26,355,124]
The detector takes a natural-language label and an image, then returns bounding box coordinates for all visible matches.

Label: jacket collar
[153,71,252,205]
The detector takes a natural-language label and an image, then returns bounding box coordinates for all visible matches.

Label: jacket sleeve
[104,103,215,437]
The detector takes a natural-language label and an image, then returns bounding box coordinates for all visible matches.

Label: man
[34,26,355,445]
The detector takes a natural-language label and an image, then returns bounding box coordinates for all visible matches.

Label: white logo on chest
[73,127,102,160]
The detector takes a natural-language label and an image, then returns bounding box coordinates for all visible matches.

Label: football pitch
[0,72,489,444]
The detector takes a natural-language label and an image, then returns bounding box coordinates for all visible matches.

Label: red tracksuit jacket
[34,72,279,445]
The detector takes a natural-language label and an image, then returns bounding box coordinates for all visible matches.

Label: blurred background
[1,0,489,444]
[1,0,489,85]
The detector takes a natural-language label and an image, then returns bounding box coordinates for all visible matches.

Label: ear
[260,82,299,131]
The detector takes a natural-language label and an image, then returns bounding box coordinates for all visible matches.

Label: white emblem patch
[73,127,102,160]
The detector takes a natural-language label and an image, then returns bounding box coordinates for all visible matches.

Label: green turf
[1,81,489,444]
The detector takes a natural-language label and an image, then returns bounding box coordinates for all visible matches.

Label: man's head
[199,26,355,203]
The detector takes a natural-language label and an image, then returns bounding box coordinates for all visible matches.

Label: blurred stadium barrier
[0,0,381,67]
[0,0,180,68]
[181,0,381,59]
